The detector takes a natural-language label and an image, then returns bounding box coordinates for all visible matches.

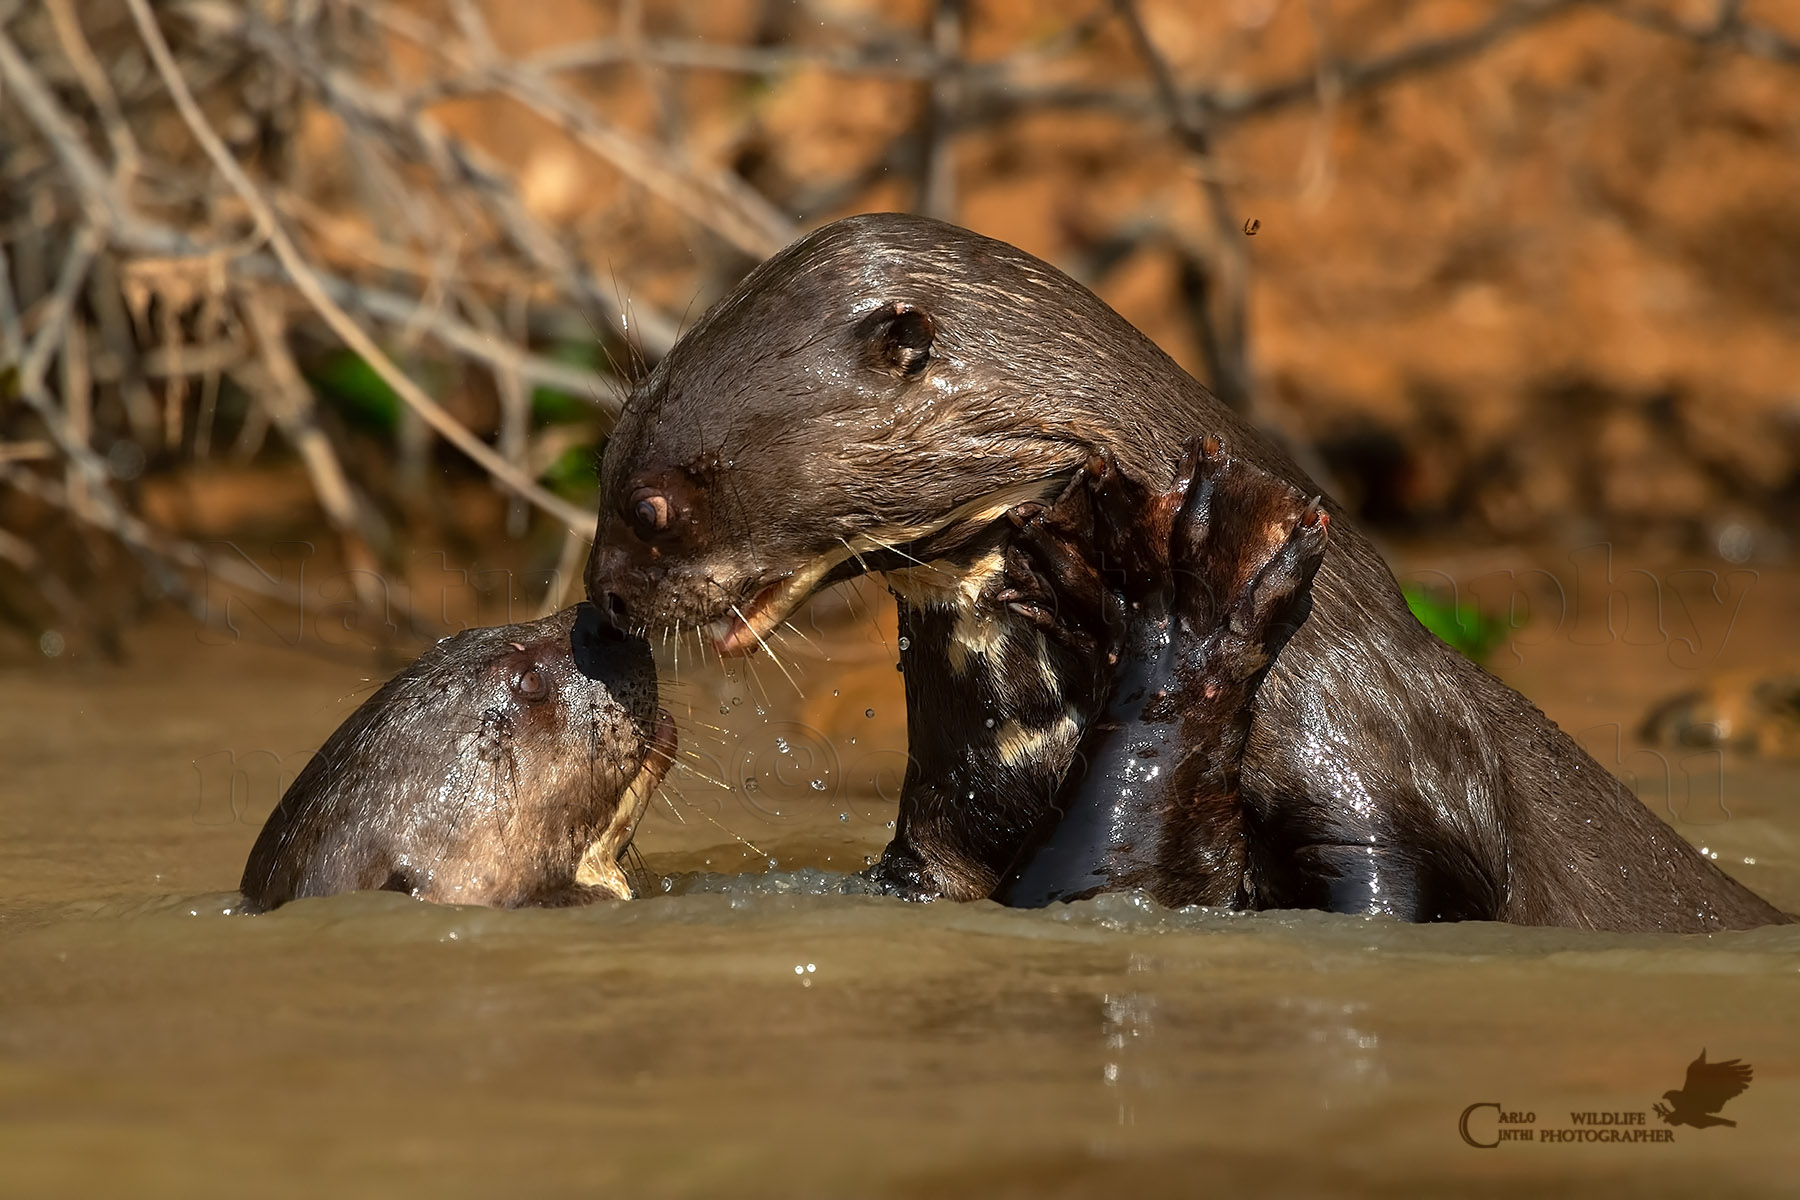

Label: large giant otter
[585,212,1786,933]
[240,603,674,912]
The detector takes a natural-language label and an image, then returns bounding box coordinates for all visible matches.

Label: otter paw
[1167,435,1329,643]
[862,845,946,903]
[1078,448,1181,594]
[999,482,1111,641]
[1232,499,1328,641]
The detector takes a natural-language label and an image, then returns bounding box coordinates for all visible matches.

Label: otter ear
[857,302,935,378]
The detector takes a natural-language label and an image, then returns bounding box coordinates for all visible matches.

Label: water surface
[3,553,1797,1197]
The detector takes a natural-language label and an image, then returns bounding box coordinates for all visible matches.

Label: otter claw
[1233,505,1329,636]
[1170,433,1225,502]
[1007,501,1046,530]
[1082,448,1118,485]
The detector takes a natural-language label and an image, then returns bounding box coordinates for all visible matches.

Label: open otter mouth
[706,572,831,658]
[702,478,1069,657]
[574,707,678,900]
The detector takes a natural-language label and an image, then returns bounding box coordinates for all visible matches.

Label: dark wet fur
[239,604,660,912]
[587,212,1789,932]
[991,439,1509,919]
[993,440,1313,909]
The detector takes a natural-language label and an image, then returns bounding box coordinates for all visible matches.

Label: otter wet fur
[994,437,1332,911]
[239,603,675,912]
[586,212,1787,932]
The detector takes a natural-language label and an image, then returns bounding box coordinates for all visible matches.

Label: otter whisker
[664,753,732,793]
[778,619,824,658]
[674,713,733,736]
[663,779,769,858]
[838,535,873,576]
[624,842,657,897]
[742,652,773,710]
[854,530,955,579]
[729,602,805,698]
[333,678,386,706]
[840,574,895,658]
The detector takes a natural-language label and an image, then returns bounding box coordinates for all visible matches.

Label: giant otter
[585,212,1786,932]
[240,603,674,912]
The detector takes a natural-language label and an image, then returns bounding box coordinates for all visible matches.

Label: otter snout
[585,528,661,626]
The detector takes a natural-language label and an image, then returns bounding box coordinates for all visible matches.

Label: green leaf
[1404,583,1510,661]
[309,350,401,434]
[540,442,600,500]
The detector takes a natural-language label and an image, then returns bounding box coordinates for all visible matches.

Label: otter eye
[857,301,935,377]
[513,668,550,703]
[629,488,671,535]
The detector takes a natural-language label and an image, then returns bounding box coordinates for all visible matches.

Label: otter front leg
[994,438,1329,909]
[865,840,944,902]
[868,563,1100,902]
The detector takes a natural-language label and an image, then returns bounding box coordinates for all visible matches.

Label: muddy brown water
[2,549,1797,1198]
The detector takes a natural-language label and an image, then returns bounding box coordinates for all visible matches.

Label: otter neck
[882,540,1104,899]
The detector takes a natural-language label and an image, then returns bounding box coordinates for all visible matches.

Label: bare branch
[123,0,593,534]
[1110,0,1252,413]
[368,3,798,260]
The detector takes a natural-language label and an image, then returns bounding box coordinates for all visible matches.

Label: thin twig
[44,0,142,184]
[124,0,593,533]
[920,0,965,221]
[369,2,797,260]
[1110,0,1252,413]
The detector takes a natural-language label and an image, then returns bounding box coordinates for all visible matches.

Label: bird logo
[1653,1050,1752,1129]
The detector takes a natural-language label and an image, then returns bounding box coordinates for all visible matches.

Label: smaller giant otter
[239,603,675,912]
[994,437,1332,911]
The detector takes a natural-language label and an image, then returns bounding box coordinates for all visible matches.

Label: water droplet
[832,689,840,697]
[984,717,995,728]
[731,696,742,706]
[898,636,911,651]
[810,779,826,791]
[885,820,896,830]
[768,857,780,869]
[719,705,730,714]
[865,708,876,719]
[744,778,760,792]
[775,737,791,754]
[38,631,65,658]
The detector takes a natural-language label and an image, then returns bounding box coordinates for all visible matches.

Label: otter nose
[570,600,642,681]
[585,538,644,622]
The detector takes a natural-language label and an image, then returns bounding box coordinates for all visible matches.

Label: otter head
[239,603,675,911]
[586,212,1216,653]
